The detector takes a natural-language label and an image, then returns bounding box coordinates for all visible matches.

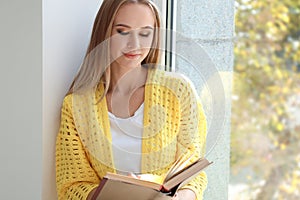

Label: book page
[105,172,162,190]
[164,152,196,182]
[138,174,164,185]
[162,158,212,191]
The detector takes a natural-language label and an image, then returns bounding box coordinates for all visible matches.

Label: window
[155,1,234,199]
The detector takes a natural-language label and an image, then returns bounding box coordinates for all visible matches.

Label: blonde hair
[67,0,161,96]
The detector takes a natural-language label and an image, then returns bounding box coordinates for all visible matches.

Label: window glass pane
[174,1,234,200]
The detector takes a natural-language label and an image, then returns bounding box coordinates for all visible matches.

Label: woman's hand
[129,173,196,200]
[171,189,196,200]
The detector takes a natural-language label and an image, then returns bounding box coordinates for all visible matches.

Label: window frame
[152,0,177,72]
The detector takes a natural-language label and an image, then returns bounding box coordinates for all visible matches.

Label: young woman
[55,0,208,200]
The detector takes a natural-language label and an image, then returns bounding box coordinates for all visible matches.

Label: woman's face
[110,3,155,69]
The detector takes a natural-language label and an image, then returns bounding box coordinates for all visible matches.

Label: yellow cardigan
[56,69,208,200]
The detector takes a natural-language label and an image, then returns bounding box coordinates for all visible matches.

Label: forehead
[113,3,155,28]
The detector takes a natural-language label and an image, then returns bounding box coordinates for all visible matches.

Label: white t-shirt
[108,103,144,175]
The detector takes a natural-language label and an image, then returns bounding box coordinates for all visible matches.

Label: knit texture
[56,68,208,200]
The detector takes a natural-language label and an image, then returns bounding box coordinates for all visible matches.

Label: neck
[109,64,148,94]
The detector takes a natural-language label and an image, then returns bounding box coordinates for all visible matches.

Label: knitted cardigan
[56,68,208,200]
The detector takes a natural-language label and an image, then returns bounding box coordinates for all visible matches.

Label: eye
[117,29,129,36]
[139,31,151,37]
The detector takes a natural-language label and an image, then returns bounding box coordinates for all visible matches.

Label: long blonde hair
[67,0,161,96]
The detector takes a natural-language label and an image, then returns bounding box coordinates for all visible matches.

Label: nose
[126,32,140,50]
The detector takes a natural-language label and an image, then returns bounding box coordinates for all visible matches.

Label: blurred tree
[231,0,300,199]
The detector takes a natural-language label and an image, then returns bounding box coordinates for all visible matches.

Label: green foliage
[231,0,300,199]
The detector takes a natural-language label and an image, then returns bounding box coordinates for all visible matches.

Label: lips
[123,52,141,59]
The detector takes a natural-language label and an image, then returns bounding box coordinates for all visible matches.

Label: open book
[91,155,212,200]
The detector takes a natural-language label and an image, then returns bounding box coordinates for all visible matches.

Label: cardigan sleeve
[56,95,99,200]
[176,79,208,200]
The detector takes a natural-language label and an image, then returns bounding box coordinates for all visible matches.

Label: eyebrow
[114,23,154,29]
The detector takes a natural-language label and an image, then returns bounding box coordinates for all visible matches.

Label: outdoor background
[230,0,300,199]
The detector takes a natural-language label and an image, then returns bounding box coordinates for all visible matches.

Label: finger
[128,173,141,179]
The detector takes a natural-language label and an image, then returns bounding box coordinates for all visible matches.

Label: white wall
[0,1,42,199]
[42,0,102,199]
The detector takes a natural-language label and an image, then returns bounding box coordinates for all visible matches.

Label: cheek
[110,36,127,57]
[140,36,154,50]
